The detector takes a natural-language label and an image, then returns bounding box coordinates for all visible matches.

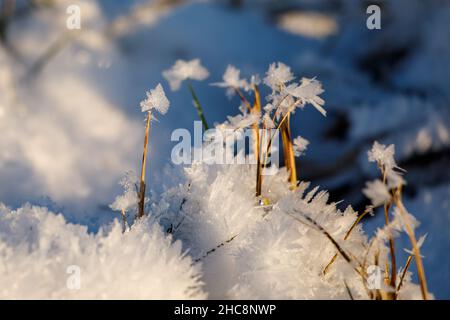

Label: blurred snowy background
[0,0,449,298]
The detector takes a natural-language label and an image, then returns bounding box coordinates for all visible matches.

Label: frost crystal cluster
[163,59,210,91]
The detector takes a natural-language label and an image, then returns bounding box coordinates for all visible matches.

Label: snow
[140,83,170,114]
[109,171,138,214]
[0,203,205,299]
[264,62,294,91]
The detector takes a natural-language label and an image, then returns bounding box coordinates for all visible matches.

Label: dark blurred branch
[0,0,15,42]
[27,0,186,77]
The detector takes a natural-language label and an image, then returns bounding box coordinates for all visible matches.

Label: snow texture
[0,203,205,299]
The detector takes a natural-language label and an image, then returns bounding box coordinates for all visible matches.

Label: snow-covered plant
[147,141,428,299]
[109,171,138,231]
[212,62,325,196]
[138,83,170,218]
[212,65,250,97]
[363,141,429,299]
[163,59,210,129]
[151,62,428,300]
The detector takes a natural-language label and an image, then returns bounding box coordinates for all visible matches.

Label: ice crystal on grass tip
[368,141,397,169]
[140,83,170,114]
[110,171,138,213]
[264,62,294,92]
[285,78,326,116]
[363,179,391,207]
[163,59,209,91]
[244,74,261,91]
[293,136,309,156]
[212,65,247,97]
[368,141,406,188]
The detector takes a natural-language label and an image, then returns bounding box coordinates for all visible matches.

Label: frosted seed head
[140,83,170,114]
[163,59,209,91]
[263,62,294,91]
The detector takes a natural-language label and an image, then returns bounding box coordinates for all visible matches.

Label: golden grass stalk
[253,86,263,197]
[384,200,397,288]
[394,188,429,300]
[280,114,297,188]
[235,87,263,198]
[378,165,397,293]
[137,112,152,219]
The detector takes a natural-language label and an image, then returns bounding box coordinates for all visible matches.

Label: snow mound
[0,203,205,299]
[152,161,424,299]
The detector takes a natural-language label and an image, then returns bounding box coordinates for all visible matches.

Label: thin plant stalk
[138,112,152,219]
[187,81,208,130]
[280,114,297,188]
[394,188,429,300]
[233,86,262,198]
[396,255,413,294]
[381,167,397,291]
[253,85,262,197]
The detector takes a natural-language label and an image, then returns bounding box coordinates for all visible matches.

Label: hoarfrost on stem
[211,65,249,97]
[367,141,405,188]
[110,171,138,213]
[285,78,326,116]
[264,62,294,91]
